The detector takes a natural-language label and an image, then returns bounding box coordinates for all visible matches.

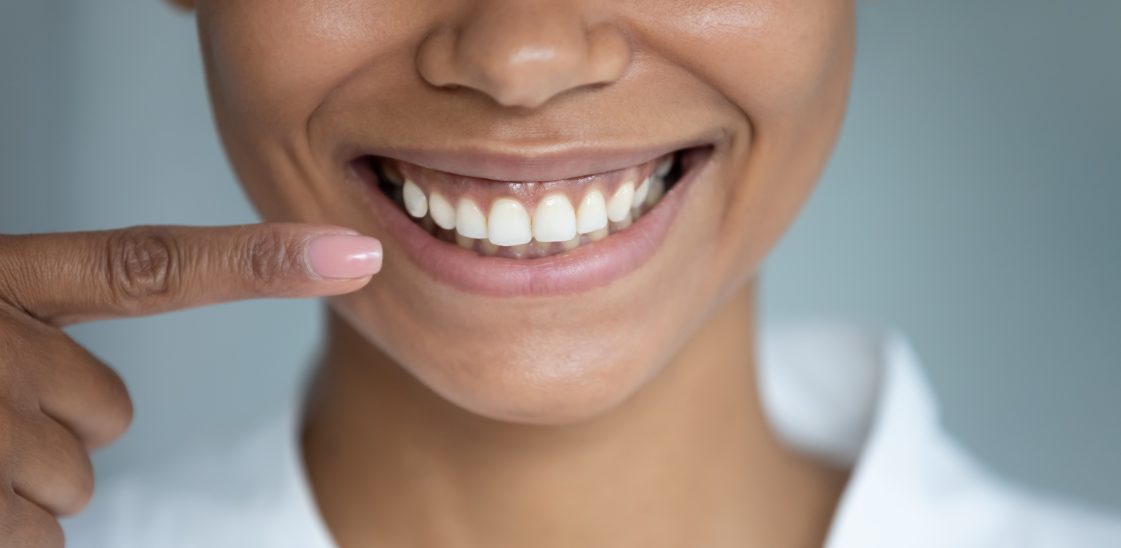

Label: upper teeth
[576,189,608,235]
[487,198,532,246]
[454,196,488,239]
[429,191,456,230]
[402,179,428,218]
[533,193,578,243]
[606,180,635,223]
[398,160,674,248]
[634,176,651,206]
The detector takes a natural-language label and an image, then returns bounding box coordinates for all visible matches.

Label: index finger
[0,223,382,326]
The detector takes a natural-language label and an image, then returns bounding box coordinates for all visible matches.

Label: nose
[417,1,632,109]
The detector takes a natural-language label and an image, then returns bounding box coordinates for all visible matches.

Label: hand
[0,224,381,547]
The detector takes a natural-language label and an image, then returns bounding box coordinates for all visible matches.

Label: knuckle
[35,418,97,517]
[59,454,96,517]
[105,227,181,307]
[0,494,65,548]
[39,518,66,548]
[239,232,301,291]
[84,364,133,447]
[99,382,134,443]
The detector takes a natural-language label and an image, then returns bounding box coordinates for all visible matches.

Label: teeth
[644,177,665,207]
[455,233,476,250]
[487,198,532,246]
[532,193,577,243]
[633,176,651,208]
[383,162,404,184]
[576,189,608,234]
[398,153,679,258]
[479,239,499,256]
[508,244,529,259]
[607,181,635,223]
[531,239,553,255]
[561,235,581,250]
[455,198,488,239]
[402,179,428,218]
[611,212,634,230]
[429,192,456,230]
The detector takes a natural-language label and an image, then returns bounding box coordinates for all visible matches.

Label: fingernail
[306,234,383,279]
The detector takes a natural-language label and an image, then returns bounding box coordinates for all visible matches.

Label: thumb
[0,223,382,326]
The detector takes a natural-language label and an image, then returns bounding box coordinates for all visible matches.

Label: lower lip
[353,153,709,297]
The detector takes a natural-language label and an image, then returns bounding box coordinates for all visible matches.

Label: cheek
[199,1,380,127]
[676,1,855,117]
[196,1,445,225]
[196,1,386,223]
[687,1,855,286]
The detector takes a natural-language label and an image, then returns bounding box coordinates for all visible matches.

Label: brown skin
[195,0,854,423]
[194,0,854,546]
[0,225,376,547]
[0,1,855,546]
[306,288,847,548]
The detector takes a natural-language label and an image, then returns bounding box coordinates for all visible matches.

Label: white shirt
[63,323,1121,547]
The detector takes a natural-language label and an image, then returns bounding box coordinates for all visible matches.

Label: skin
[0,225,379,547]
[0,0,855,546]
[197,0,856,545]
[194,0,854,422]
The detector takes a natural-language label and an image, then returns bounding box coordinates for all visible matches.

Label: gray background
[2,1,1119,509]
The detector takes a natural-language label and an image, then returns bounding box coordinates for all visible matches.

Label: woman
[0,0,1116,546]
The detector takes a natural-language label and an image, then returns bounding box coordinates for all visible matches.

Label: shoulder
[61,410,333,548]
[762,321,1121,547]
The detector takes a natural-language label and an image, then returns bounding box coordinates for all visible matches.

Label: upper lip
[354,133,722,182]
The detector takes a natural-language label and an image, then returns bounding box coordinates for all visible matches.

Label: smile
[350,144,714,296]
[369,148,694,258]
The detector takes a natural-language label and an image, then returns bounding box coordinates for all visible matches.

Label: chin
[432,345,656,426]
[332,289,670,426]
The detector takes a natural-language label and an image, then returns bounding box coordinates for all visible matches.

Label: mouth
[349,144,714,296]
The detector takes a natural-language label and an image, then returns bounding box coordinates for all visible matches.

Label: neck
[302,280,846,548]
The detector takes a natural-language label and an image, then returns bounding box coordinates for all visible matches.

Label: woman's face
[191,0,854,423]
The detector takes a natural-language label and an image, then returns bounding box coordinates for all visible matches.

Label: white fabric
[63,322,1121,547]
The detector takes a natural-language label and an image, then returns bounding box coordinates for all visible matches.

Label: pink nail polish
[306,234,383,279]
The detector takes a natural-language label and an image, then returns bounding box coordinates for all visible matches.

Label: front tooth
[403,179,428,218]
[577,189,608,234]
[455,198,488,239]
[607,181,635,222]
[429,192,456,230]
[487,198,532,246]
[633,176,651,208]
[532,193,577,243]
[655,156,673,178]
